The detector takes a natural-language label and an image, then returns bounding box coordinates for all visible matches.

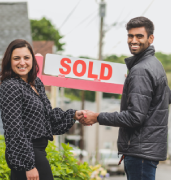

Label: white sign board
[44,54,127,85]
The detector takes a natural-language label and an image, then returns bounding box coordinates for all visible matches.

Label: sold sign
[36,54,127,94]
[44,54,126,85]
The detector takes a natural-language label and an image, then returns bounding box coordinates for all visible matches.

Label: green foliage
[46,141,92,180]
[0,135,91,180]
[65,89,96,102]
[65,89,81,101]
[155,52,171,73]
[0,136,10,180]
[104,54,127,64]
[30,17,65,51]
[64,93,80,101]
[167,73,171,88]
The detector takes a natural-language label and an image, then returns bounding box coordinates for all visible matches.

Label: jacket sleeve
[98,74,153,128]
[0,82,35,171]
[50,108,76,135]
[36,77,76,135]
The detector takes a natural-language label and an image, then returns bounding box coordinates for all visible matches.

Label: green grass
[64,93,81,101]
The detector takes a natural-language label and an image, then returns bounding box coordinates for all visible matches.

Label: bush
[46,141,92,180]
[0,135,92,180]
[0,135,10,180]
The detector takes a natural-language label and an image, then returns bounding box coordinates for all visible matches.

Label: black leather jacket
[98,46,171,161]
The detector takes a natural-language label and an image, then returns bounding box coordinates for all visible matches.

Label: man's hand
[79,110,99,125]
[26,168,39,180]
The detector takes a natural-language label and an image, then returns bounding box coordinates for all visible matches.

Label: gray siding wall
[0,2,32,56]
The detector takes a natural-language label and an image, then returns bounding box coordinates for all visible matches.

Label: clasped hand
[74,110,99,126]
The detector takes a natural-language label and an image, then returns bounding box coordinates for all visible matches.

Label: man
[81,17,171,180]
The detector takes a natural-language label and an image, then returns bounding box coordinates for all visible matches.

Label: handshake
[74,110,100,126]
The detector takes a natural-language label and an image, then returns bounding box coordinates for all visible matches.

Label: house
[0,2,32,134]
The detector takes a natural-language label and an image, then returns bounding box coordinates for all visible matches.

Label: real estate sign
[36,54,127,94]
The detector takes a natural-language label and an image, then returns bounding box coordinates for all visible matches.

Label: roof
[33,41,55,58]
[0,2,32,56]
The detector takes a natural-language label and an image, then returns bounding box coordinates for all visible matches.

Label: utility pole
[95,0,106,163]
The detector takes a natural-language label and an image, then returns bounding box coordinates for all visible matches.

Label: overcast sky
[1,0,171,59]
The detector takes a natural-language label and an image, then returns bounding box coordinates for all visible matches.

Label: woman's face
[11,47,33,82]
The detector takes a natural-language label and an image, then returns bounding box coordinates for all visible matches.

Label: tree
[30,17,65,51]
[104,54,127,64]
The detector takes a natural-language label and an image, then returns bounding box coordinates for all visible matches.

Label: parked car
[99,149,125,175]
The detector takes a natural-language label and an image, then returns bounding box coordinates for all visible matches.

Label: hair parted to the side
[126,16,154,37]
[0,39,39,85]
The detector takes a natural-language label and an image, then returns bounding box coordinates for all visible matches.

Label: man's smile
[130,44,140,50]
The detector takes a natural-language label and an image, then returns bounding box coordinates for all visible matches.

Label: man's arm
[82,73,153,128]
[98,73,153,128]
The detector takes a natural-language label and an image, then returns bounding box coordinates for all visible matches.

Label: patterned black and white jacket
[0,77,76,171]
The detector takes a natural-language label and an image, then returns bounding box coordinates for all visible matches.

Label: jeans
[124,155,159,180]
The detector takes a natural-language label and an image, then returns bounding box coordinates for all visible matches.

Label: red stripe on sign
[41,75,123,94]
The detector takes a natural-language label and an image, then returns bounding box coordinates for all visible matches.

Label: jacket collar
[125,45,155,71]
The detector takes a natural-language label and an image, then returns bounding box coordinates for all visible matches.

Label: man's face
[127,27,154,55]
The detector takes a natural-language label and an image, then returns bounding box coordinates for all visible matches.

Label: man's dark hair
[0,39,39,85]
[126,16,154,37]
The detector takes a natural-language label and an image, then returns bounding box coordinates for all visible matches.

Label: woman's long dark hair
[0,39,39,85]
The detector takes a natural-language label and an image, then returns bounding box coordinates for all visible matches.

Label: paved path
[108,163,171,180]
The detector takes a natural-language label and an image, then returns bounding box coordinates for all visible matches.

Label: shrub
[0,135,92,180]
[0,135,10,180]
[46,141,92,180]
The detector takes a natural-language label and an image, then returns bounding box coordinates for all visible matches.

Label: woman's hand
[74,110,85,120]
[74,110,91,126]
[26,168,39,180]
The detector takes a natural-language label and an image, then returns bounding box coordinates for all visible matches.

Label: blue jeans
[124,155,159,180]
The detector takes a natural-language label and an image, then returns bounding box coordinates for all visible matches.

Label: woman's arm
[50,107,76,135]
[0,81,35,171]
[36,77,85,135]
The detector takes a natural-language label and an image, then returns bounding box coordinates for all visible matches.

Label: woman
[0,39,85,180]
